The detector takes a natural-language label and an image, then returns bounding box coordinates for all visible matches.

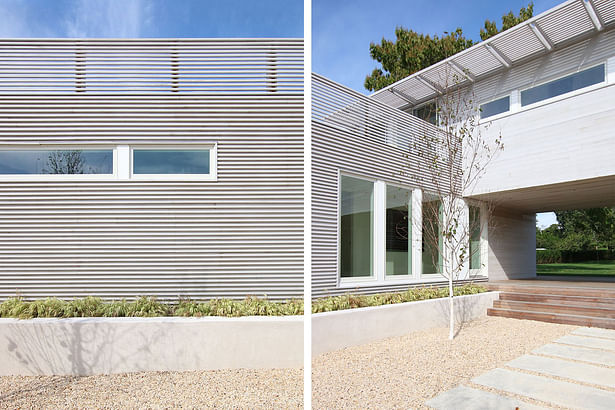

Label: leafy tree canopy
[365,3,534,92]
[480,3,534,41]
[536,208,615,251]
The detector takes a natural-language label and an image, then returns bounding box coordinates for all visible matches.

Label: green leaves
[365,3,534,91]
[0,296,304,319]
[365,28,473,91]
[311,283,487,313]
[481,3,534,41]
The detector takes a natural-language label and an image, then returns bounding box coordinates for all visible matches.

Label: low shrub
[0,296,303,319]
[0,285,487,318]
[537,249,615,264]
[311,283,488,313]
[536,249,562,264]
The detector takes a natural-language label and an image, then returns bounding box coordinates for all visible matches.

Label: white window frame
[383,181,417,282]
[479,59,612,124]
[338,171,378,286]
[129,144,217,181]
[519,62,606,109]
[0,145,117,181]
[337,172,451,288]
[479,94,511,120]
[466,199,489,279]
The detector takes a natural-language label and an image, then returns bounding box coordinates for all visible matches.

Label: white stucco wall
[0,316,303,376]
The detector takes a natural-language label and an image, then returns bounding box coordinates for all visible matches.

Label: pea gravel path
[312,316,577,409]
[0,368,302,409]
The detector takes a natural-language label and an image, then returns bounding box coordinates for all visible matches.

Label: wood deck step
[487,308,615,329]
[493,300,615,319]
[498,292,615,307]
[487,283,615,298]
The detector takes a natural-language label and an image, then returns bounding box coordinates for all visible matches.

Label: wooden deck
[486,278,615,329]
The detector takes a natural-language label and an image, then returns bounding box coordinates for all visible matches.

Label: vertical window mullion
[374,181,386,282]
[411,189,422,279]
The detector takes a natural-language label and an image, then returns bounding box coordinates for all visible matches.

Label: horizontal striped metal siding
[0,39,303,301]
[311,74,448,298]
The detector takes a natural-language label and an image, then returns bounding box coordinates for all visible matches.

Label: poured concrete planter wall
[0,316,303,376]
[312,292,499,355]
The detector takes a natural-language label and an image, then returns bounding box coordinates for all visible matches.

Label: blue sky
[0,0,303,38]
[313,0,563,94]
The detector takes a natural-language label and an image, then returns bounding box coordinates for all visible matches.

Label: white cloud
[0,1,36,37]
[65,0,148,38]
[0,0,152,38]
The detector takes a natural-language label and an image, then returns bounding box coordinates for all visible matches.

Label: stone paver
[427,326,615,409]
[507,354,615,388]
[573,326,615,340]
[533,342,615,366]
[556,334,615,351]
[425,385,546,410]
[472,368,615,410]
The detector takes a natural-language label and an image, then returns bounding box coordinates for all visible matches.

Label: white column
[607,57,615,84]
[510,90,521,112]
[117,145,130,180]
[411,189,422,279]
[374,180,386,281]
[480,202,489,277]
[457,198,470,280]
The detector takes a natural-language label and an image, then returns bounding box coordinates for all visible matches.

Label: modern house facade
[313,0,615,297]
[0,38,304,301]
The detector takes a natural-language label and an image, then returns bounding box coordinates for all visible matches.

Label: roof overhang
[370,0,615,109]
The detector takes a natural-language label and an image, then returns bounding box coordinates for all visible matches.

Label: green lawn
[537,260,615,276]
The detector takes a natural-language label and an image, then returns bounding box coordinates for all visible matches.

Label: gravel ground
[0,368,303,409]
[312,316,577,409]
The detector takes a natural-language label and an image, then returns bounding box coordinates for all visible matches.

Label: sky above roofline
[313,0,564,95]
[0,0,303,39]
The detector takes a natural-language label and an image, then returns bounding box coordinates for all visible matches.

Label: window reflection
[0,150,113,175]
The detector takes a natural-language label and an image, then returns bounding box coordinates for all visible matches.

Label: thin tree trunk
[449,274,454,340]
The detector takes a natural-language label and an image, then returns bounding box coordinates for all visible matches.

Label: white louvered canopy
[370,0,615,109]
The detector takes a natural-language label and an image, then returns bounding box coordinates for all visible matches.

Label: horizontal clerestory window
[521,64,605,107]
[480,96,510,119]
[132,148,212,176]
[0,145,217,181]
[0,149,113,175]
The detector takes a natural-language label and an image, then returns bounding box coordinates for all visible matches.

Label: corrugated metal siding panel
[0,39,304,302]
[311,74,449,298]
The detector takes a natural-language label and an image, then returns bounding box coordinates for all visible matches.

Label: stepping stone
[473,368,615,410]
[507,354,615,388]
[533,343,615,366]
[426,385,546,410]
[556,334,615,351]
[573,327,615,340]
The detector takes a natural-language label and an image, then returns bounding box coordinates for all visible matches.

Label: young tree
[406,68,503,340]
[365,3,534,91]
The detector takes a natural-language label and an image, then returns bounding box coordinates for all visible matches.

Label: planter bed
[312,292,499,355]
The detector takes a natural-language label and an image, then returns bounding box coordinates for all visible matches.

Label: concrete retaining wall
[0,316,303,376]
[312,292,499,355]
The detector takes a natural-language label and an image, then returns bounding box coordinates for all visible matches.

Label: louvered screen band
[0,38,303,93]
